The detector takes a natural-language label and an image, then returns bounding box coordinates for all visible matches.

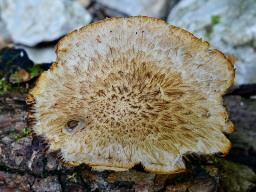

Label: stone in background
[168,0,256,85]
[96,0,171,18]
[16,45,56,64]
[77,0,91,7]
[0,0,92,46]
[0,18,11,49]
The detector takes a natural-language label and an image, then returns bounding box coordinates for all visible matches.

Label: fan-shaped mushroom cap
[27,16,234,174]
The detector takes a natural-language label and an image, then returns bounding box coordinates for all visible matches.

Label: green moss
[0,74,30,95]
[0,79,11,95]
[205,15,221,39]
[0,80,28,95]
[220,160,256,192]
[211,15,220,25]
[28,65,43,78]
[14,128,32,140]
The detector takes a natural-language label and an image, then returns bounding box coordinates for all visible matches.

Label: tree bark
[0,92,255,192]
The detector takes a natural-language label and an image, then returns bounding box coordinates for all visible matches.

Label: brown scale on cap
[27,16,235,174]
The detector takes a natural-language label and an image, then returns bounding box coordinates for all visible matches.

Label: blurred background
[0,0,255,192]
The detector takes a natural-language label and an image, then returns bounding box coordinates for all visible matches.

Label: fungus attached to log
[27,17,235,174]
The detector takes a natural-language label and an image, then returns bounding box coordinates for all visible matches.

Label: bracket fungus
[26,17,235,174]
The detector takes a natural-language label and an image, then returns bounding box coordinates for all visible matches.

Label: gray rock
[45,152,59,171]
[16,45,56,64]
[96,0,171,18]
[76,0,91,7]
[0,111,27,135]
[32,176,62,192]
[189,178,217,192]
[0,17,9,38]
[0,135,45,175]
[0,0,91,46]
[81,169,169,191]
[0,171,34,191]
[87,1,127,22]
[105,170,156,191]
[0,18,10,48]
[60,172,86,192]
[224,95,256,169]
[168,0,256,85]
[166,177,217,192]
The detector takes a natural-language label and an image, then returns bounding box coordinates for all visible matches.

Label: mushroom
[26,16,235,174]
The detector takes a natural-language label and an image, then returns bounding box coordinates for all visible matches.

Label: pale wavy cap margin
[26,16,235,174]
[29,16,235,99]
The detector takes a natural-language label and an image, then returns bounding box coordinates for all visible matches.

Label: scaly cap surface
[27,16,234,174]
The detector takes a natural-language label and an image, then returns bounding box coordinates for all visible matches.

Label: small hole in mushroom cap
[64,119,85,134]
